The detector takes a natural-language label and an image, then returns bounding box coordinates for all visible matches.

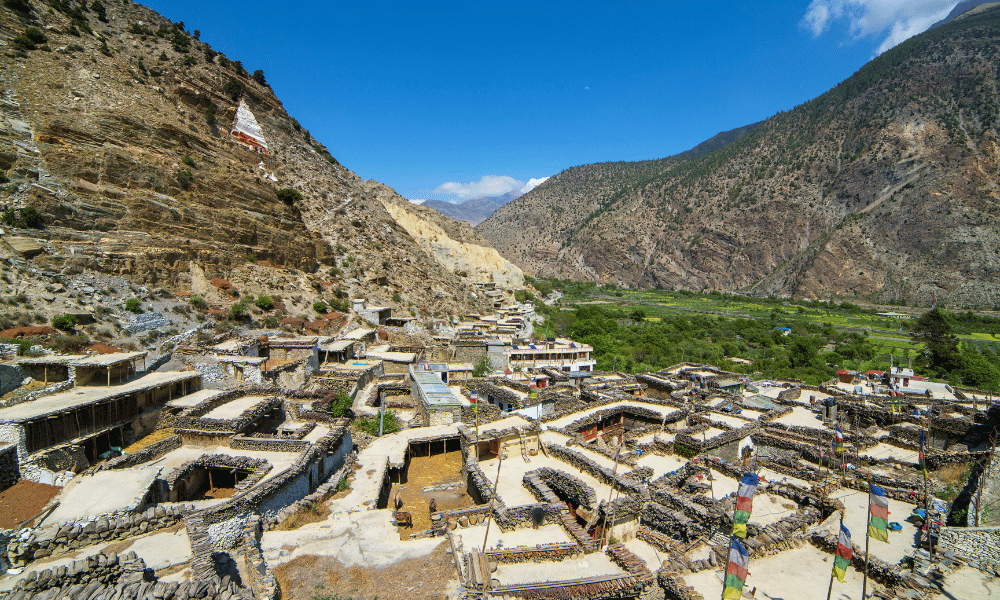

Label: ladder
[517,428,531,463]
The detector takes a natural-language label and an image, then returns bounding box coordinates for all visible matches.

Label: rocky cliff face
[0,0,495,317]
[371,183,524,291]
[478,7,1000,308]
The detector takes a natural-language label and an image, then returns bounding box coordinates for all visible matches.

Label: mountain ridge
[422,190,522,225]
[477,7,1000,308]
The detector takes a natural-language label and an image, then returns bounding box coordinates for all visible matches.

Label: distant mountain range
[423,190,523,225]
[929,0,998,28]
[476,5,1000,308]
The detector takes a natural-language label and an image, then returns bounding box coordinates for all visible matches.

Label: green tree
[313,300,328,314]
[473,356,490,377]
[124,298,141,313]
[912,308,962,376]
[252,69,267,86]
[189,295,207,309]
[629,308,647,323]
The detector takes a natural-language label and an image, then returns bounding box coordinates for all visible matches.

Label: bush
[3,0,31,13]
[252,69,266,86]
[392,292,402,303]
[246,252,257,263]
[181,155,195,167]
[275,188,303,205]
[1,206,43,228]
[90,1,107,22]
[205,104,217,127]
[327,389,352,418]
[124,297,141,313]
[255,294,273,310]
[189,295,207,309]
[51,314,78,331]
[223,79,242,101]
[313,300,327,314]
[10,35,36,51]
[23,27,48,44]
[176,170,193,190]
[358,411,399,436]
[230,301,249,318]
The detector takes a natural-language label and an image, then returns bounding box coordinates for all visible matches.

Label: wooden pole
[481,450,506,598]
[601,442,623,549]
[720,535,734,600]
[826,511,844,600]
[862,473,871,599]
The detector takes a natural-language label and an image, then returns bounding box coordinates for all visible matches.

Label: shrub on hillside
[124,298,141,313]
[275,188,302,205]
[255,294,274,310]
[51,314,78,331]
[189,295,207,310]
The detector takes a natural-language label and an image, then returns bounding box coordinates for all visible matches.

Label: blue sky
[144,0,958,202]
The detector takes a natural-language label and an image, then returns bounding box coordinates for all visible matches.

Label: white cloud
[434,175,524,200]
[521,177,550,194]
[408,198,427,205]
[801,0,958,53]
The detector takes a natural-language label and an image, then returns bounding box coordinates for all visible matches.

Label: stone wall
[96,434,182,471]
[5,504,193,569]
[0,550,254,600]
[938,526,1000,570]
[174,394,282,435]
[194,425,351,549]
[0,443,18,493]
[0,363,24,396]
[242,515,280,600]
[267,453,356,529]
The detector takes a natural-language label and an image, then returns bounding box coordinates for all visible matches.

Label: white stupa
[230,98,269,153]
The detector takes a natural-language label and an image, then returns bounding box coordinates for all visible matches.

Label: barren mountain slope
[478,8,1000,308]
[0,0,495,316]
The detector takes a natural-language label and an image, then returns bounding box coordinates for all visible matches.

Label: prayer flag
[723,537,750,600]
[832,522,853,583]
[868,483,890,543]
[834,424,844,454]
[732,473,758,538]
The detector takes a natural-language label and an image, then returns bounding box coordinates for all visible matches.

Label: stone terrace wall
[0,550,255,600]
[525,467,597,509]
[242,515,280,600]
[96,434,182,471]
[0,443,19,492]
[5,504,193,568]
[544,443,642,495]
[174,396,283,435]
[938,526,1000,570]
[195,425,351,549]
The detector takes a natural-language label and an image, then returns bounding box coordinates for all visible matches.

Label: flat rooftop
[367,351,416,363]
[40,466,160,526]
[16,355,86,366]
[342,328,376,341]
[0,371,200,423]
[201,395,270,420]
[320,340,355,352]
[167,388,224,409]
[70,351,148,367]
